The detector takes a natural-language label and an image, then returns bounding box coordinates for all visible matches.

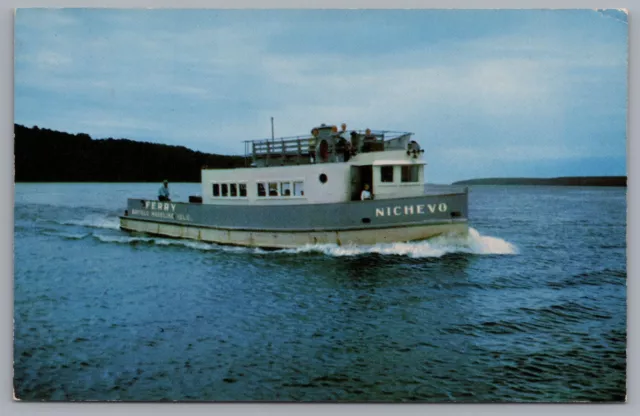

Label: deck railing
[242,129,414,166]
[250,136,317,157]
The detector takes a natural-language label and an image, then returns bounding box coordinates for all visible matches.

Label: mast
[271,117,274,140]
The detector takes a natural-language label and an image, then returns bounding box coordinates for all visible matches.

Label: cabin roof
[372,159,426,166]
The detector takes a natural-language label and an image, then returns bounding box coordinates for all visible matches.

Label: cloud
[14,9,628,181]
[15,8,78,30]
[17,50,72,70]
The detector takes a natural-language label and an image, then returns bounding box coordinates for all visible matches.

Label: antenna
[271,117,274,140]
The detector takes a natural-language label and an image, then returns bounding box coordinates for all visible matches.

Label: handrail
[251,137,317,156]
[244,129,416,164]
[243,129,413,144]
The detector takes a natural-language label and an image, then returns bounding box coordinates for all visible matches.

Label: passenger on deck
[336,137,348,162]
[360,184,372,200]
[309,137,316,163]
[349,131,360,157]
[158,180,171,202]
[344,141,352,162]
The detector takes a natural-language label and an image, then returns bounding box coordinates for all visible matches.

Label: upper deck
[243,124,420,167]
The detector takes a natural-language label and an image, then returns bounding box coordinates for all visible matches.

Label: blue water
[13,183,627,402]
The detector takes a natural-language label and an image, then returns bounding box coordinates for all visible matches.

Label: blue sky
[15,9,628,183]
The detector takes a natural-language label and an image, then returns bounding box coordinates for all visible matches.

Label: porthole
[319,173,328,184]
[361,218,371,224]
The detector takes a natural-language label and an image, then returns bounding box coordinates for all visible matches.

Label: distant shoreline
[453,176,627,187]
[14,124,627,187]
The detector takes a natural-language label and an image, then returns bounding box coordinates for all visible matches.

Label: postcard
[13,8,628,402]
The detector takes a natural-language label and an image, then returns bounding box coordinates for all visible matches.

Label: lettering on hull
[131,201,192,222]
[144,201,177,212]
[375,203,448,217]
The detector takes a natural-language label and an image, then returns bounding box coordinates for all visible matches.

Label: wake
[88,227,517,258]
[281,228,518,258]
[58,215,121,230]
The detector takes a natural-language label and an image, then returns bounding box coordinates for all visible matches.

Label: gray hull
[119,192,468,248]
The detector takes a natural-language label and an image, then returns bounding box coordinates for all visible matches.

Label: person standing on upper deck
[158,180,171,202]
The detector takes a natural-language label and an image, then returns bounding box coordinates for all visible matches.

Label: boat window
[293,181,304,196]
[281,182,291,197]
[212,183,220,197]
[230,183,238,197]
[239,183,247,197]
[257,183,266,197]
[381,165,394,183]
[268,182,279,196]
[221,183,229,197]
[401,165,420,183]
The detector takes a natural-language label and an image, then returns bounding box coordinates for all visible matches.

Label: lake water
[13,183,627,402]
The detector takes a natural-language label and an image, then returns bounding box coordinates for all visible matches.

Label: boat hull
[119,217,468,249]
[119,191,469,248]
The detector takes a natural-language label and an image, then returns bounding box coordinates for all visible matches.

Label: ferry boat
[119,123,469,248]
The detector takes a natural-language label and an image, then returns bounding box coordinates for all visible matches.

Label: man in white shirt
[360,183,372,200]
[158,180,171,201]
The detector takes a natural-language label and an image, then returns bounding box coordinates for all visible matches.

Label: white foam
[280,228,518,258]
[154,239,217,251]
[42,231,90,240]
[59,232,90,240]
[94,235,155,244]
[93,234,227,251]
[93,227,517,258]
[464,228,519,255]
[61,215,121,230]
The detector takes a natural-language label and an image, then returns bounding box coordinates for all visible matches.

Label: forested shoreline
[14,124,246,182]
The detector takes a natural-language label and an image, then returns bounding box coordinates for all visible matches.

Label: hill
[453,177,627,187]
[14,124,246,182]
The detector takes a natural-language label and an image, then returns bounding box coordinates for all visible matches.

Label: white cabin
[201,125,427,205]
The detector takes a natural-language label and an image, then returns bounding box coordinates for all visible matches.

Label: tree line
[14,124,247,182]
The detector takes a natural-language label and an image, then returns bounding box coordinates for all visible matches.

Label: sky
[14,9,628,183]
